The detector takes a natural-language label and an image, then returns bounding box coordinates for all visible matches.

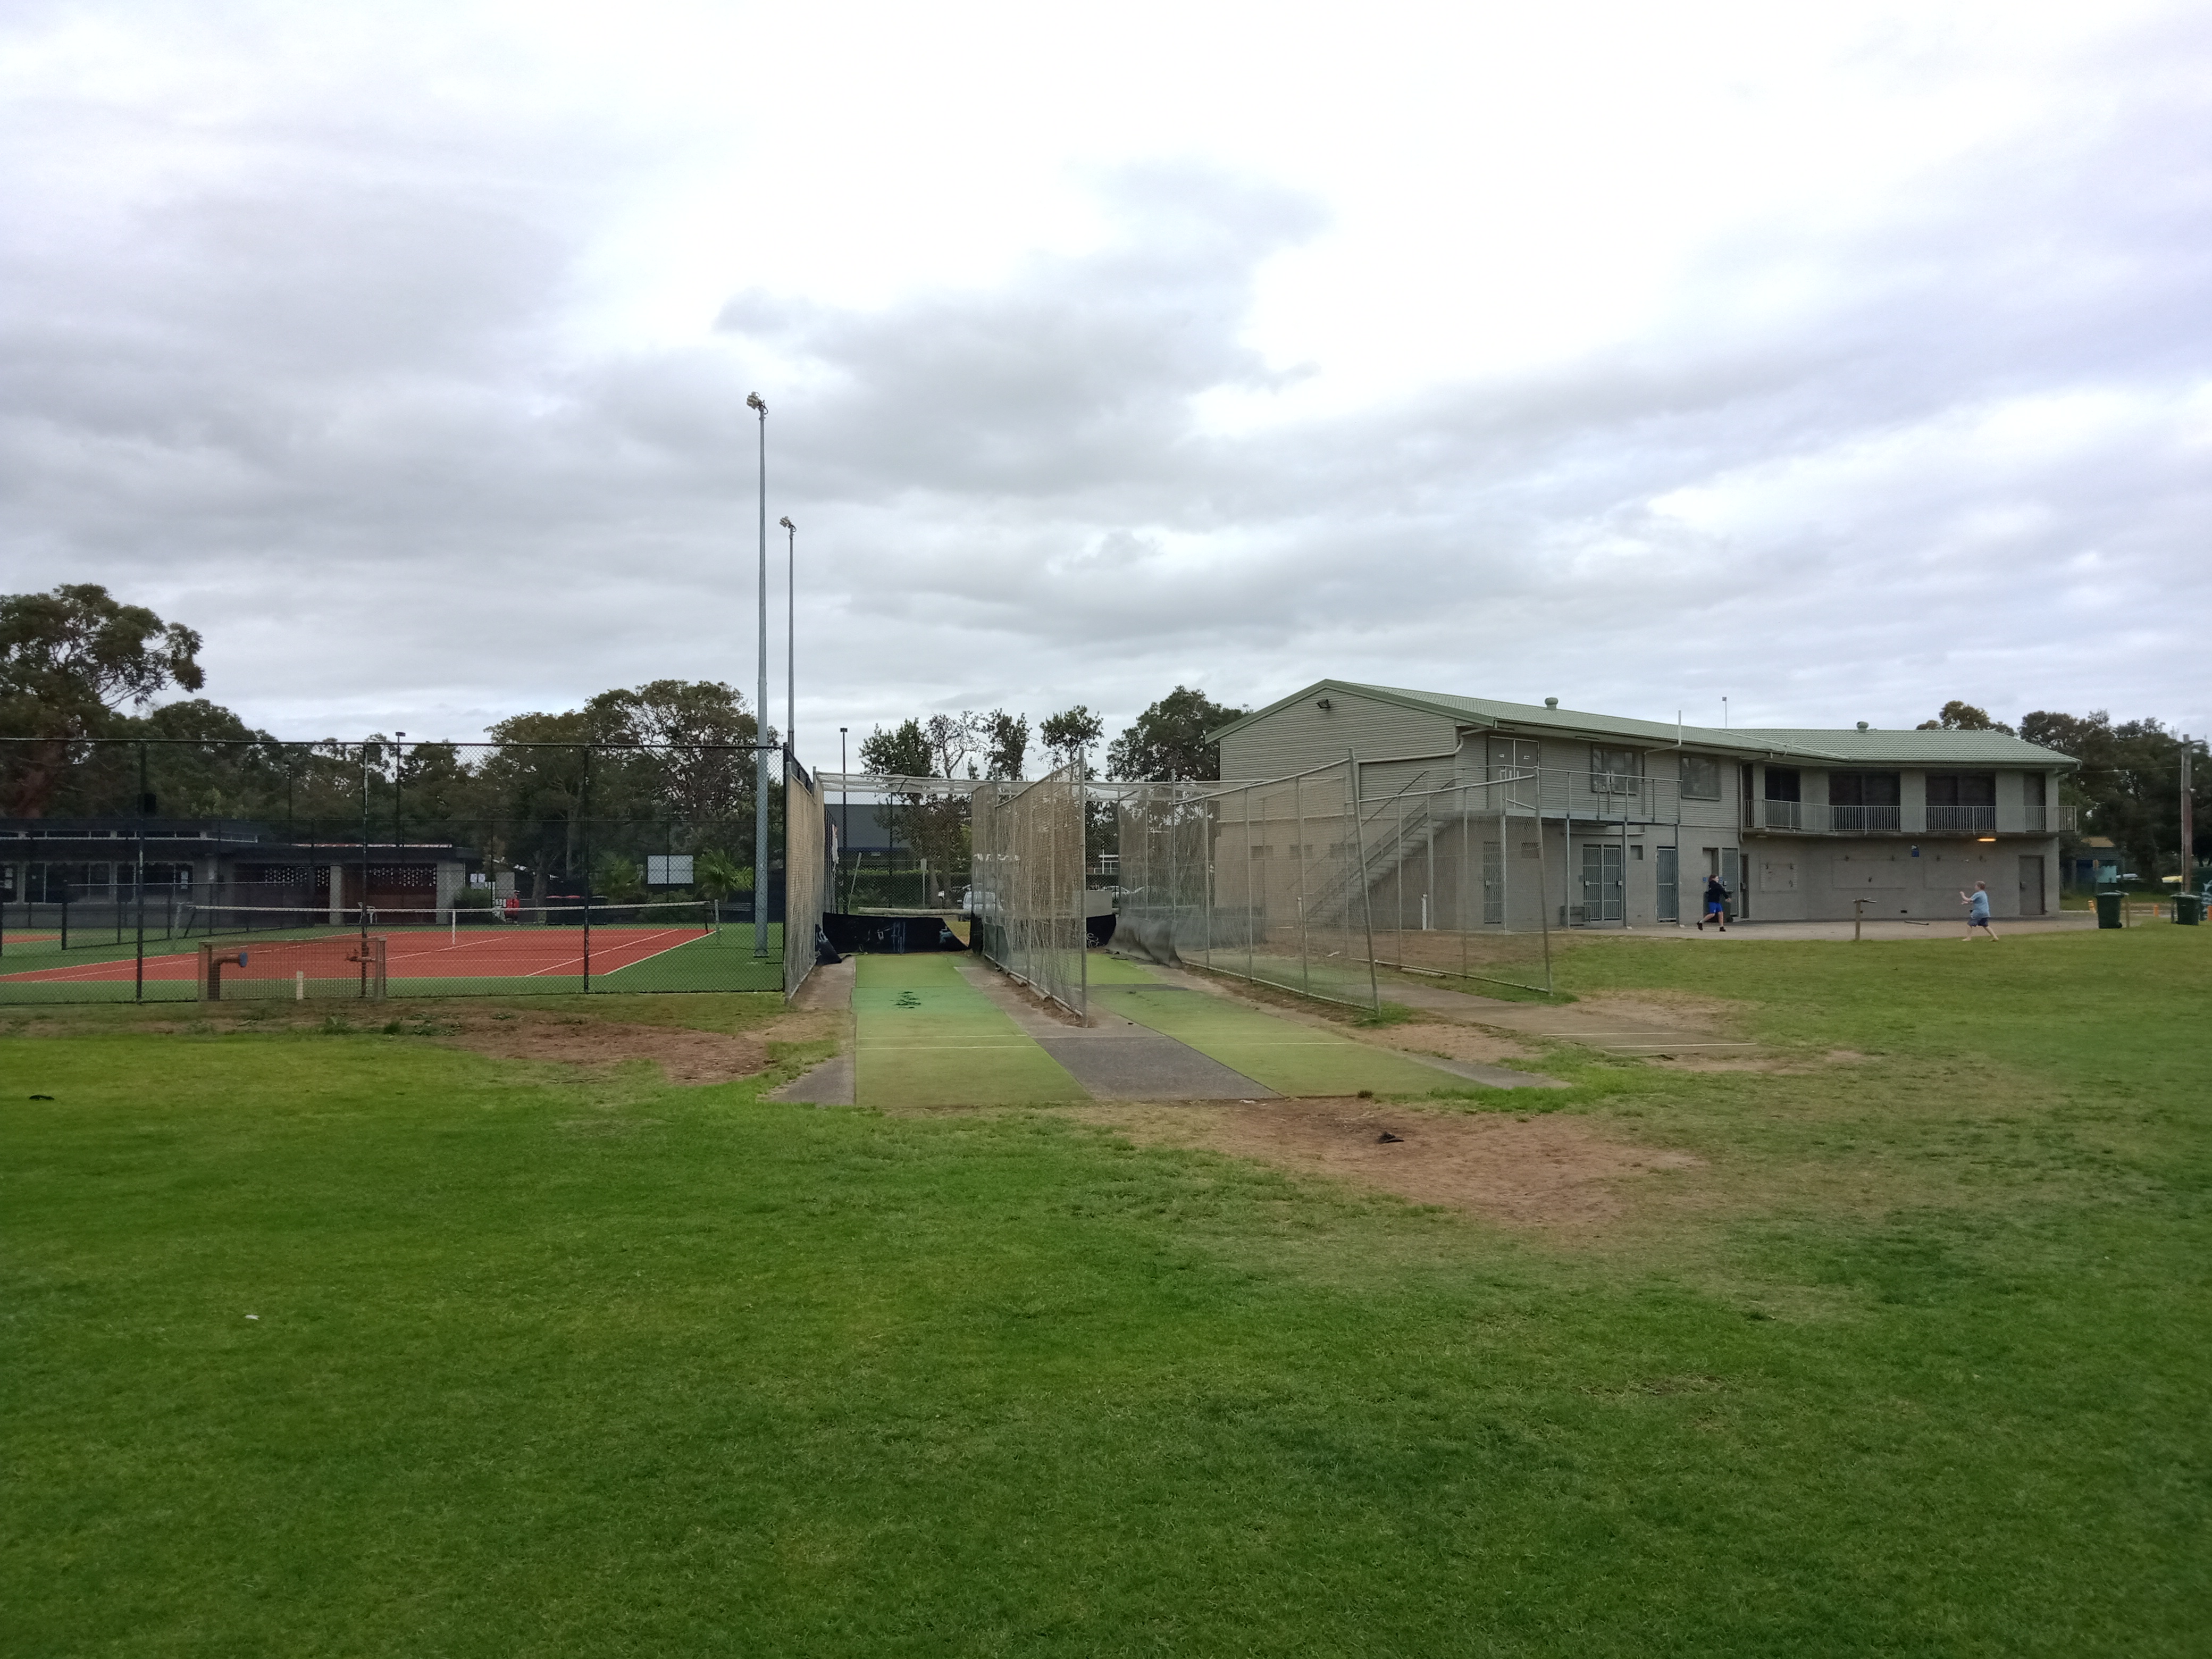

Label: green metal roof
[1212,681,2077,768]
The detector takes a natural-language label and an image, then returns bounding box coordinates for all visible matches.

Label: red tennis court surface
[0,925,712,985]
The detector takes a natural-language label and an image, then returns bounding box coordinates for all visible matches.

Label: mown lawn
[2,933,2207,1656]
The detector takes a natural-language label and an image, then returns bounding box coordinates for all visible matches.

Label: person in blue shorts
[1697,873,1729,931]
[1960,880,1999,941]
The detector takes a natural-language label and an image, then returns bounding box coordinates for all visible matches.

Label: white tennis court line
[516,926,726,978]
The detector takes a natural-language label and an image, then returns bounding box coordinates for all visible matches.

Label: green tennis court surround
[853,956,1085,1108]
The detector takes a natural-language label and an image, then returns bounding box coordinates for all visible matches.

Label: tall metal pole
[135,740,147,1003]
[840,725,848,911]
[781,517,797,763]
[748,392,770,958]
[2182,736,2194,898]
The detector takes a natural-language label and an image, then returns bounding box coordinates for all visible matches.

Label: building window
[1763,766,1802,802]
[1925,773,1996,808]
[1829,771,1900,807]
[1589,745,1640,792]
[1926,772,1998,834]
[1678,755,1722,799]
[1829,770,1901,832]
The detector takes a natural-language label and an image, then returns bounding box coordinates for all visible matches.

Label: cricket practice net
[782,751,827,1002]
[1113,759,1552,1008]
[970,761,1086,1018]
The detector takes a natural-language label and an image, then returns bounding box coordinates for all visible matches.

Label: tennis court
[0,923,785,1000]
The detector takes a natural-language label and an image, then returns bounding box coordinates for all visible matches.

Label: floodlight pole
[781,516,797,761]
[2183,736,2194,896]
[840,725,849,910]
[748,391,770,958]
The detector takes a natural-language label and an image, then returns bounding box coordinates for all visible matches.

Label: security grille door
[1580,844,1623,922]
[1486,738,1543,806]
[1721,847,1742,920]
[2018,856,2046,916]
[1482,840,1504,925]
[1656,846,1679,921]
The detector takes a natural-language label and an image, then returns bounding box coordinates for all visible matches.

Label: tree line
[1920,700,2206,879]
[851,688,1250,879]
[0,585,779,902]
[14,586,2192,896]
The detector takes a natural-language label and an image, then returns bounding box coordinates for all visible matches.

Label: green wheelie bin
[2094,888,2124,929]
[2177,893,2203,927]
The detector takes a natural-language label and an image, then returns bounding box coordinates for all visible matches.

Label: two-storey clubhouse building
[1213,682,2076,926]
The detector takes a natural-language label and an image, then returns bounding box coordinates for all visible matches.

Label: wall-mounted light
[1976,836,1997,843]
[1316,697,1334,711]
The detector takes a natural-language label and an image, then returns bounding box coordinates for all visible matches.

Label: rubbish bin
[2094,890,2124,929]
[2177,894,2202,927]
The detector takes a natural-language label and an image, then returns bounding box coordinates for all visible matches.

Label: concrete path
[768,956,856,1104]
[1582,915,2098,943]
[953,960,1279,1101]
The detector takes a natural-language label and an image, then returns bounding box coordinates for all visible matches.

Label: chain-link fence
[0,735,812,1003]
[1113,759,1553,1008]
[970,762,1086,1018]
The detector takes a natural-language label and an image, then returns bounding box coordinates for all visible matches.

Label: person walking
[1960,880,1999,941]
[1698,872,1730,931]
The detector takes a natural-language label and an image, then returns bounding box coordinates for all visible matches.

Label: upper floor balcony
[1746,801,2070,835]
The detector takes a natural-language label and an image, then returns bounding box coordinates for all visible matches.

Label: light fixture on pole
[780,516,796,761]
[747,391,769,959]
[840,724,849,913]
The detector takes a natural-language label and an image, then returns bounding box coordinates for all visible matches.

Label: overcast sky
[5,0,2208,758]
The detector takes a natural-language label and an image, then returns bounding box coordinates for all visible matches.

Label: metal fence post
[1347,752,1379,1012]
[135,739,147,1003]
[359,743,372,998]
[581,744,593,993]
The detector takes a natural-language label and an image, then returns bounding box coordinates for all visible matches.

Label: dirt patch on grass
[438,1015,769,1084]
[1074,1097,1700,1230]
[1645,1046,1871,1075]
[1367,1023,1538,1066]
[1571,991,1740,1030]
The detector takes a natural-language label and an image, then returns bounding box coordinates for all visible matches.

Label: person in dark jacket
[1698,874,1729,932]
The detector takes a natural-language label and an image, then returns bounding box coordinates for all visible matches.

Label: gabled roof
[1211,681,2077,768]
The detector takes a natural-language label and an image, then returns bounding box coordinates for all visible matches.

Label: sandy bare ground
[1074,1097,1702,1230]
[438,1014,769,1084]
[1368,1023,1540,1067]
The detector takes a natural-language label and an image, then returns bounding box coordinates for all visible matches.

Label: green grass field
[4,929,2208,1654]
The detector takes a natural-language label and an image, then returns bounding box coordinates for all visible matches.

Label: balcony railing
[1748,801,2056,834]
[1828,804,1903,833]
[1925,805,1997,834]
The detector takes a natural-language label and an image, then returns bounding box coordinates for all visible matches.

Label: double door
[1581,844,1624,924]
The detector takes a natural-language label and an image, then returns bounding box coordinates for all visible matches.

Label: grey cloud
[4,23,2209,749]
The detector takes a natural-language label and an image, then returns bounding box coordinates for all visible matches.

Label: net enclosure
[1113,758,1554,1008]
[969,762,1087,1019]
[781,750,828,1003]
[0,735,823,1004]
